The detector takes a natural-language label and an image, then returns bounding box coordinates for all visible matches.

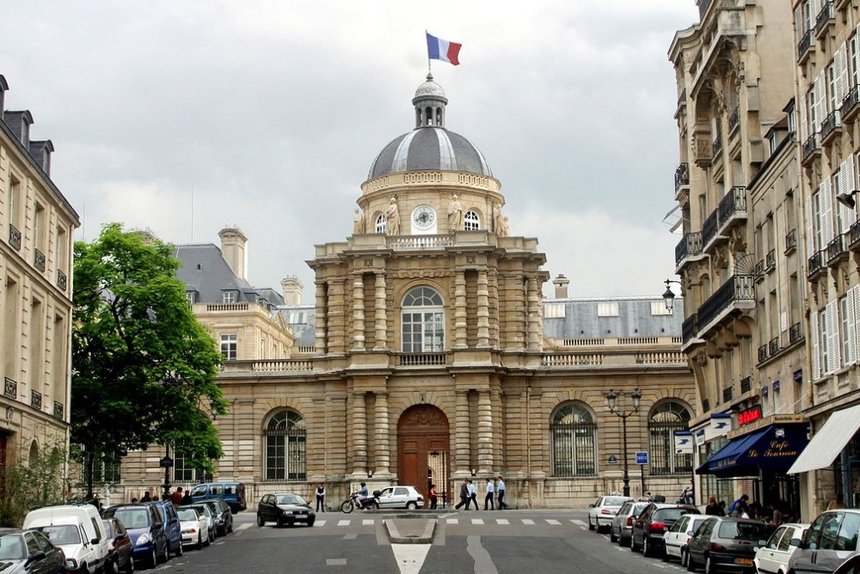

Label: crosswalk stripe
[522,519,535,525]
[337,520,350,526]
[362,519,374,526]
[545,519,561,525]
[446,519,459,525]
[315,520,326,527]
[571,519,587,527]
[496,519,509,525]
[237,523,252,531]
[471,519,484,525]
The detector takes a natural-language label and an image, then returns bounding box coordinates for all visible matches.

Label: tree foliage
[0,443,65,527]
[72,224,228,494]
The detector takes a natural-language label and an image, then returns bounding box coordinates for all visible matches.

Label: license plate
[735,558,753,565]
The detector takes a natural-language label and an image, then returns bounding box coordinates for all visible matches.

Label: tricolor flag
[426,32,462,66]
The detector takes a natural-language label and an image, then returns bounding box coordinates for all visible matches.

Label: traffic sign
[159,456,174,468]
[607,455,619,464]
[635,451,649,465]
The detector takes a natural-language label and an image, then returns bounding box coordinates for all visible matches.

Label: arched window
[401,286,444,353]
[264,409,306,481]
[375,214,386,234]
[550,402,597,477]
[648,400,692,475]
[28,440,39,464]
[464,210,480,231]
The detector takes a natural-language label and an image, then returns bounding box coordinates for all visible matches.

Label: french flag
[426,32,462,66]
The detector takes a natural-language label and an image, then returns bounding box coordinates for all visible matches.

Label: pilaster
[477,269,490,347]
[374,273,388,350]
[374,392,390,475]
[350,391,368,475]
[454,270,467,348]
[477,390,493,472]
[314,282,327,352]
[352,276,365,351]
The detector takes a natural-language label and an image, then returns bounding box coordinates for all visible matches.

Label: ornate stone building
[114,76,696,509]
[0,75,78,481]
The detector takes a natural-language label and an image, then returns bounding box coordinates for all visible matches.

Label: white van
[23,504,109,574]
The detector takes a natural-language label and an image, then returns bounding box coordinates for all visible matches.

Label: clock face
[412,206,437,230]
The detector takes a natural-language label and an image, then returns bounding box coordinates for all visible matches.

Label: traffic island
[384,517,436,543]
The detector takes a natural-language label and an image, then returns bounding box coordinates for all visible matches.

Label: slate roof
[542,297,682,339]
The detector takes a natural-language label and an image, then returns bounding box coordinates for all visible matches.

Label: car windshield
[113,508,151,529]
[632,504,649,516]
[0,534,25,560]
[36,525,81,545]
[177,508,199,521]
[101,520,115,538]
[604,497,630,507]
[654,508,690,521]
[719,521,769,541]
[276,494,305,505]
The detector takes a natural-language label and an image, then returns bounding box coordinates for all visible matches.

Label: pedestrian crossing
[307,517,584,528]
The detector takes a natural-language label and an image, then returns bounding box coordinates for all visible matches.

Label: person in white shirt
[468,479,479,510]
[484,478,495,510]
[497,475,508,509]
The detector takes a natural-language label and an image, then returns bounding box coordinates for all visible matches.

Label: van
[24,503,109,574]
[189,482,246,513]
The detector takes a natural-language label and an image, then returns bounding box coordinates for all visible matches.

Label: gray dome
[368,127,493,180]
[414,77,446,100]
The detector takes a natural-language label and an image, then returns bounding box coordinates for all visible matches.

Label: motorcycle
[340,491,380,513]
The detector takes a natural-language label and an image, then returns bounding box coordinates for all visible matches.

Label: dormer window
[222,291,237,304]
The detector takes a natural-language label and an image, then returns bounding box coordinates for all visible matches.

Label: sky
[0,0,699,300]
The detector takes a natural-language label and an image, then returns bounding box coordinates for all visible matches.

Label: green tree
[0,443,66,526]
[72,223,228,497]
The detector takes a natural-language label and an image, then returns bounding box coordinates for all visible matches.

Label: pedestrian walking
[497,475,507,510]
[484,478,495,510]
[454,479,469,510]
[468,479,479,510]
[315,483,326,512]
[141,491,152,502]
[429,484,438,509]
[170,487,184,505]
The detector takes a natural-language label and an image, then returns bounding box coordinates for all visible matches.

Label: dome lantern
[412,73,448,128]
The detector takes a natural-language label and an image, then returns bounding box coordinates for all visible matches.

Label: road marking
[471,519,484,525]
[326,558,347,566]
[571,519,587,527]
[446,519,459,524]
[391,543,431,574]
[344,533,357,540]
[466,535,498,574]
[315,520,326,527]
[236,523,252,531]
[522,519,535,525]
[362,519,374,526]
[496,519,509,525]
[337,520,350,526]
[545,519,561,525]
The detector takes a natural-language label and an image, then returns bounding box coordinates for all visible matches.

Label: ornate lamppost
[605,388,642,497]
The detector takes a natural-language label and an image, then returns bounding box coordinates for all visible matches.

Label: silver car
[375,486,424,509]
[610,501,649,545]
[788,509,860,574]
[588,495,634,533]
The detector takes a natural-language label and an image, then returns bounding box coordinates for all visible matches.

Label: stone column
[314,282,327,352]
[454,271,467,348]
[477,270,490,347]
[374,273,388,350]
[527,276,541,351]
[352,276,365,351]
[455,389,471,473]
[374,392,390,476]
[351,391,368,475]
[477,390,493,472]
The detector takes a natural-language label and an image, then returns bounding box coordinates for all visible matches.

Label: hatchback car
[753,522,808,574]
[0,529,66,574]
[145,501,182,558]
[183,504,215,544]
[787,509,860,574]
[201,499,233,536]
[257,493,316,527]
[610,501,650,546]
[631,503,698,557]
[176,507,209,549]
[588,495,634,533]
[101,518,134,574]
[686,516,770,573]
[375,486,425,510]
[663,513,709,565]
[103,504,168,568]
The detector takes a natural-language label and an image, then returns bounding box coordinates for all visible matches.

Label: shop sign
[738,405,763,426]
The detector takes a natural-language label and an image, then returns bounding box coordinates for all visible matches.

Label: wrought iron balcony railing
[57,270,67,292]
[769,336,780,357]
[766,249,776,272]
[789,322,803,344]
[808,250,825,278]
[713,132,723,158]
[821,110,842,142]
[797,29,814,61]
[675,162,689,193]
[740,376,752,394]
[729,106,740,134]
[31,390,42,410]
[682,313,699,344]
[3,378,16,399]
[758,344,769,363]
[827,234,847,264]
[850,220,860,249]
[53,401,64,420]
[802,133,821,164]
[8,224,21,251]
[815,1,834,36]
[842,85,860,123]
[702,209,719,248]
[754,259,765,280]
[718,186,747,224]
[34,249,46,272]
[697,274,755,330]
[785,229,797,253]
[675,232,703,266]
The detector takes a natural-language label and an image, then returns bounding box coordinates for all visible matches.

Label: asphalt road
[150,509,690,574]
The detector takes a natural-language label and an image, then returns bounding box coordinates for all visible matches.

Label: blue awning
[696,424,808,477]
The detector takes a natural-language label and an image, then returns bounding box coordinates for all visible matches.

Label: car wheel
[158,541,169,564]
[686,553,697,572]
[681,549,688,568]
[175,540,183,557]
[257,514,265,527]
[705,555,715,574]
[620,535,630,547]
[610,528,617,543]
[406,501,418,510]
[147,548,158,569]
[125,554,135,574]
[307,517,315,527]
[227,521,233,534]
[643,537,650,557]
[588,516,595,531]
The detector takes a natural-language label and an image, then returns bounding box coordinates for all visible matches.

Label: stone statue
[448,194,463,232]
[494,202,506,235]
[385,197,400,236]
[353,206,365,234]
[498,216,510,237]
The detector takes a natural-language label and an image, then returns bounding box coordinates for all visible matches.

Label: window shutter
[828,300,842,373]
[821,179,834,243]
[837,44,849,105]
[812,309,821,380]
[807,195,816,256]
[839,159,857,230]
[848,287,858,364]
[815,71,827,131]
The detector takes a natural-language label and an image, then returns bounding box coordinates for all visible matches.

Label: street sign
[635,451,649,465]
[159,456,174,468]
[607,455,619,464]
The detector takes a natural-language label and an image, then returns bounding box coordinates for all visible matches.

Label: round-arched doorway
[397,405,450,508]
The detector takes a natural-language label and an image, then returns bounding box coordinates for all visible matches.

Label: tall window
[375,214,386,234]
[173,455,211,483]
[401,286,444,352]
[81,450,121,484]
[648,401,692,475]
[550,402,596,477]
[264,410,306,481]
[464,210,480,230]
[220,334,237,360]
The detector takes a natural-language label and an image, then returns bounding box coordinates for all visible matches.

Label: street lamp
[605,388,642,497]
[836,189,860,208]
[663,279,682,312]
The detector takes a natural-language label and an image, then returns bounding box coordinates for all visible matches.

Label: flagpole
[426,29,431,74]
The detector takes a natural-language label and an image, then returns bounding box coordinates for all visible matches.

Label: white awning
[788,404,860,474]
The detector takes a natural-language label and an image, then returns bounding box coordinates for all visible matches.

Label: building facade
[0,76,79,482]
[113,76,697,509]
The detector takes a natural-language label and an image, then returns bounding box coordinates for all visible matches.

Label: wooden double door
[397,405,450,507]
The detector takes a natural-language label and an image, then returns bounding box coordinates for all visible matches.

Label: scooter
[340,491,380,513]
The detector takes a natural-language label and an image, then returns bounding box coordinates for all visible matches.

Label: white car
[662,513,709,565]
[24,504,110,574]
[177,506,210,549]
[375,486,424,509]
[588,495,634,532]
[754,522,809,574]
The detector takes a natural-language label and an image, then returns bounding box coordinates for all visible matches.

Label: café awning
[788,404,860,475]
[697,423,808,477]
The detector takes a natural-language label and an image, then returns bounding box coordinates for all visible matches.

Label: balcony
[697,274,755,335]
[682,313,700,344]
[702,210,719,249]
[821,110,842,145]
[398,353,450,367]
[797,29,815,63]
[740,376,751,394]
[675,232,704,270]
[57,270,67,292]
[8,224,21,251]
[3,378,16,399]
[785,229,797,254]
[827,234,848,265]
[713,132,723,160]
[722,386,733,403]
[675,162,689,194]
[849,220,860,250]
[728,106,740,135]
[789,322,803,345]
[766,249,776,273]
[842,85,860,124]
[754,259,765,282]
[769,336,780,357]
[53,401,64,420]
[802,133,821,166]
[808,250,826,280]
[758,343,769,363]
[31,390,42,410]
[701,187,748,253]
[34,249,46,272]
[815,1,834,38]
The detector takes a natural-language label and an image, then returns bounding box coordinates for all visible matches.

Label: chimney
[552,274,570,298]
[219,227,247,280]
[29,140,53,176]
[3,110,33,147]
[281,276,303,305]
[0,76,8,116]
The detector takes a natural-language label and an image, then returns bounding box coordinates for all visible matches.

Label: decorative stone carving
[353,206,366,234]
[385,197,400,236]
[448,194,463,232]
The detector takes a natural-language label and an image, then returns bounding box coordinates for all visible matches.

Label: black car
[686,516,770,573]
[101,518,134,574]
[0,529,66,573]
[201,499,233,536]
[257,493,316,528]
[631,502,698,557]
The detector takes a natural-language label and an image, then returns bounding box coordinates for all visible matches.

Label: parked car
[834,553,860,574]
[176,507,209,549]
[101,518,134,574]
[611,501,650,546]
[0,529,67,574]
[145,501,182,559]
[189,482,246,513]
[588,495,634,533]
[183,504,215,544]
[787,509,860,574]
[753,522,808,574]
[630,502,698,557]
[256,493,316,527]
[23,504,110,574]
[663,513,709,565]
[686,516,770,573]
[201,499,233,536]
[375,486,425,510]
[102,504,168,568]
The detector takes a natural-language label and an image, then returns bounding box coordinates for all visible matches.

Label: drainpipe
[526,382,531,507]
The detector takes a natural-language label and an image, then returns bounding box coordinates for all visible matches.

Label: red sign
[738,406,763,426]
